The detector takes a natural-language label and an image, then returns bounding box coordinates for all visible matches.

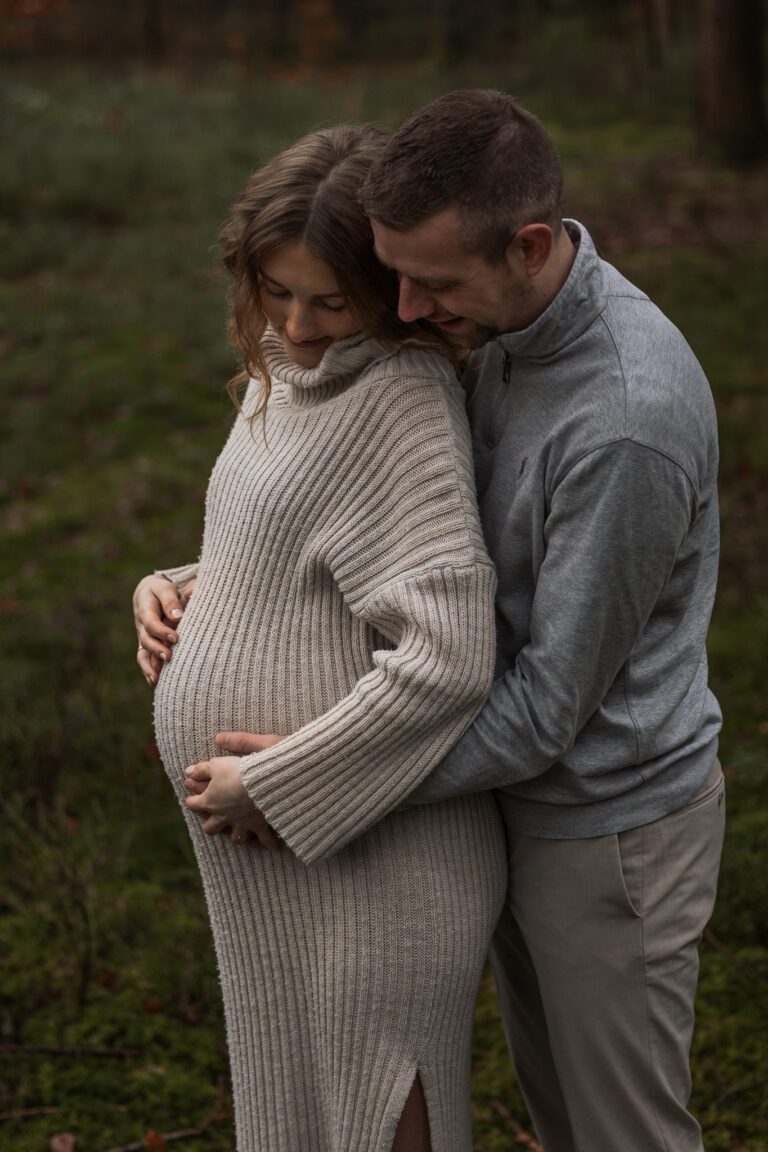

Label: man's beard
[424,320,497,350]
[461,324,497,350]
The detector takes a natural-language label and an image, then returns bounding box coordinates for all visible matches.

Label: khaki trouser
[491,760,725,1152]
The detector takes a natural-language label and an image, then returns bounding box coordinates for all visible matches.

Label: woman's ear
[506,223,553,278]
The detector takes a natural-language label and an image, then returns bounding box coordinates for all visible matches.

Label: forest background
[1,1,767,1150]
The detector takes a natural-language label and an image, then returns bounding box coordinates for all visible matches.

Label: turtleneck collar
[496,221,607,362]
[262,326,391,408]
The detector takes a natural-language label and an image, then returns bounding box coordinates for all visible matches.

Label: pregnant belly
[153,645,255,778]
[153,587,372,777]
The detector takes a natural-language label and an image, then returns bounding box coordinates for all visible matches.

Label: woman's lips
[286,334,330,348]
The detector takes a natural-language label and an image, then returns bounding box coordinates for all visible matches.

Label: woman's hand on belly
[185,756,280,849]
[134,574,191,685]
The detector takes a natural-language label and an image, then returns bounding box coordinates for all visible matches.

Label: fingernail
[184,766,193,775]
[160,652,167,662]
[170,608,183,619]
[167,633,177,644]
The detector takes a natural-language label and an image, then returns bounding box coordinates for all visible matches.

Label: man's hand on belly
[185,755,280,849]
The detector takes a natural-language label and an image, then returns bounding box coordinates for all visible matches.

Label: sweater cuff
[155,563,199,595]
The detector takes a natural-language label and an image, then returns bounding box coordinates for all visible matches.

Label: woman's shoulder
[355,341,467,424]
[361,340,458,388]
[350,342,472,460]
[351,343,481,532]
[351,345,488,577]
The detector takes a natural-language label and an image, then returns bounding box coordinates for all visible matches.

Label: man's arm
[408,438,696,802]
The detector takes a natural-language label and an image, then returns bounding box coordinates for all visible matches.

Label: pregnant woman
[133,124,506,1152]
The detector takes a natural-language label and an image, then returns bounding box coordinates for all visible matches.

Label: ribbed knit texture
[153,330,507,1152]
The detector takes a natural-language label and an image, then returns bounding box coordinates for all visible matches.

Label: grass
[1,58,767,1152]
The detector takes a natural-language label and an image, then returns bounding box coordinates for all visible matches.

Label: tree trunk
[698,0,767,162]
[431,0,488,66]
[651,0,671,66]
[248,0,293,63]
[630,0,673,70]
[143,0,166,62]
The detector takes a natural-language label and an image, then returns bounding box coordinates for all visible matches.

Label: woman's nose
[284,303,316,342]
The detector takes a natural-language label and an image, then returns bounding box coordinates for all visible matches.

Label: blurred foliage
[0,0,698,70]
[0,49,766,1152]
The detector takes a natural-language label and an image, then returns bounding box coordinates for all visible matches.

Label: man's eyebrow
[375,260,456,290]
[259,271,346,299]
[398,272,461,290]
[415,276,460,289]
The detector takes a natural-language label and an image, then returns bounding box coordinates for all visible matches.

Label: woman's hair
[219,124,438,416]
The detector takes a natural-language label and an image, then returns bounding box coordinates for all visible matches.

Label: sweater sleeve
[239,562,496,864]
[407,438,697,802]
[154,563,199,595]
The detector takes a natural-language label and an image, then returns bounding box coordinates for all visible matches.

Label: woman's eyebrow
[259,271,346,300]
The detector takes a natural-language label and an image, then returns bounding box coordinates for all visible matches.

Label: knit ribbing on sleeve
[239,562,496,864]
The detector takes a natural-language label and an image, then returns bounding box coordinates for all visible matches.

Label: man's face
[371,208,533,348]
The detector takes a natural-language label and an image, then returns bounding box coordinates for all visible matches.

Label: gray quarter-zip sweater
[411,220,722,837]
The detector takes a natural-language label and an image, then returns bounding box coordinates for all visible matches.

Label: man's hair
[361,89,564,264]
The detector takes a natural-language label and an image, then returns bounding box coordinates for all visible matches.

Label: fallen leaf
[49,1135,76,1152]
[145,1132,167,1151]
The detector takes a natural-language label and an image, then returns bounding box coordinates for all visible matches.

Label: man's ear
[506,224,553,277]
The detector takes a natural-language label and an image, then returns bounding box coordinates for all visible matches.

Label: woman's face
[259,242,362,368]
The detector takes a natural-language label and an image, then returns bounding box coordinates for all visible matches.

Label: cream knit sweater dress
[153,330,507,1152]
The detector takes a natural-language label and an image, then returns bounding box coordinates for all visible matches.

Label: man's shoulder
[597,285,715,451]
[468,282,716,487]
[598,255,649,304]
[593,251,700,377]
[565,250,716,461]
[601,277,691,364]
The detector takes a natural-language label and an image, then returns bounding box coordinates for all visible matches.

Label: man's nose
[397,276,434,323]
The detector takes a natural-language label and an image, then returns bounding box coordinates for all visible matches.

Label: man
[358,89,725,1152]
[139,91,725,1151]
